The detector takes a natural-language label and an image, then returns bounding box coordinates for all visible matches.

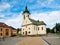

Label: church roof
[29,18,46,26]
[23,6,30,14]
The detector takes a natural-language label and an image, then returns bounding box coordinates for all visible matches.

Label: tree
[56,23,60,32]
[17,28,21,35]
[46,28,51,33]
[51,23,60,33]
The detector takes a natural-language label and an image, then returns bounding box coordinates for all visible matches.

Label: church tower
[23,6,30,20]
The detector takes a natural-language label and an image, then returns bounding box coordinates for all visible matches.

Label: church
[21,6,46,35]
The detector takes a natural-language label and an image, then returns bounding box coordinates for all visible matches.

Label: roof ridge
[29,18,46,25]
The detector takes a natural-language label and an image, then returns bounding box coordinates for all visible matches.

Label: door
[25,31,27,35]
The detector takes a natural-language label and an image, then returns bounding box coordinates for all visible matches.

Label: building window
[26,21,27,23]
[38,27,39,30]
[29,28,30,29]
[28,31,30,34]
[0,28,2,31]
[28,15,29,18]
[23,32,24,34]
[5,29,9,36]
[34,26,35,30]
[24,15,25,19]
[26,26,27,28]
[0,33,2,36]
[23,29,24,30]
[42,27,43,30]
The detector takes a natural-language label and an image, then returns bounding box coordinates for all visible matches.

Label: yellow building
[0,22,17,38]
[12,28,17,36]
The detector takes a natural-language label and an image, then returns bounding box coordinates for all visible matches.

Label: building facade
[0,22,17,38]
[21,6,46,35]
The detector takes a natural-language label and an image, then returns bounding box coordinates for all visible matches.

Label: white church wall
[38,25,46,34]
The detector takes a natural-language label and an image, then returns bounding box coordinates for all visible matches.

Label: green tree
[56,23,60,32]
[46,28,51,33]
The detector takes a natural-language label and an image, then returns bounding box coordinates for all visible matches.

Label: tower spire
[23,5,30,14]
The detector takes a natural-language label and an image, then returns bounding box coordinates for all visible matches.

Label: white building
[21,6,46,35]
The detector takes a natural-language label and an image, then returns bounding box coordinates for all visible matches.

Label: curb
[41,37,51,45]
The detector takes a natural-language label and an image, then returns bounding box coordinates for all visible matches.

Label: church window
[26,26,27,28]
[29,28,30,29]
[38,27,39,30]
[23,29,24,30]
[28,15,29,17]
[28,31,30,34]
[26,21,27,23]
[34,26,35,30]
[23,32,24,34]
[24,15,25,19]
[26,15,28,17]
[42,27,43,30]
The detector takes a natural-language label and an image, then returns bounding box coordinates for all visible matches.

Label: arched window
[0,28,2,31]
[29,28,30,29]
[23,29,24,30]
[5,29,9,36]
[24,15,25,19]
[0,33,2,36]
[34,26,35,30]
[23,32,24,34]
[42,27,43,30]
[26,26,27,28]
[38,27,39,30]
[28,31,30,34]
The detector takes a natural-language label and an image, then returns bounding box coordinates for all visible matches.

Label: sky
[0,0,60,29]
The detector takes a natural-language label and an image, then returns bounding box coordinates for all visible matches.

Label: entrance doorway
[25,31,27,35]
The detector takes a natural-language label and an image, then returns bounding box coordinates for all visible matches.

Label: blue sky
[0,0,60,29]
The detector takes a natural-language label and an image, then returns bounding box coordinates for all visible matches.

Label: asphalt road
[42,33,60,45]
[0,33,60,45]
[0,37,23,45]
[0,37,46,45]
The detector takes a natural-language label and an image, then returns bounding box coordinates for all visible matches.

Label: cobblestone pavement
[42,33,60,45]
[0,37,47,45]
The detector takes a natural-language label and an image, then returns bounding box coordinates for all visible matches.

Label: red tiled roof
[0,22,16,30]
[0,22,11,28]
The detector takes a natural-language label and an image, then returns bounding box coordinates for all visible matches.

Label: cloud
[0,0,60,29]
[0,3,10,11]
[31,10,60,29]
[4,12,23,28]
[0,14,5,18]
[0,10,60,29]
[29,0,60,10]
